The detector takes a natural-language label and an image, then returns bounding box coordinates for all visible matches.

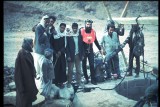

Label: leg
[135,55,140,77]
[82,53,89,82]
[127,50,134,76]
[105,59,112,79]
[113,54,122,78]
[60,54,67,84]
[67,61,74,87]
[53,55,61,86]
[88,52,97,85]
[75,54,82,85]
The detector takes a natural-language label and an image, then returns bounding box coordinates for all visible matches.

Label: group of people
[14,14,145,107]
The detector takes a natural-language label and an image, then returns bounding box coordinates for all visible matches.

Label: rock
[59,85,74,100]
[84,5,92,12]
[4,91,45,106]
[9,82,16,90]
[4,91,16,105]
[41,99,72,107]
[32,92,45,106]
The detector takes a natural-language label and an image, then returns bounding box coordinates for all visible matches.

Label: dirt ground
[3,1,158,107]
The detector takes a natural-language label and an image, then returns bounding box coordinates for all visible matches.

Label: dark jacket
[34,24,50,55]
[46,26,57,49]
[66,35,84,62]
[14,48,38,103]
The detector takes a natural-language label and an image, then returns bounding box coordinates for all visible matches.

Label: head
[106,20,115,31]
[22,38,33,52]
[44,48,53,59]
[66,25,71,32]
[59,23,66,33]
[49,16,56,26]
[72,23,78,33]
[108,24,115,36]
[85,19,93,32]
[40,15,50,28]
[131,24,140,32]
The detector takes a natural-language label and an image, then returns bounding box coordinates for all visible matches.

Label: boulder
[4,91,16,105]
[4,91,45,107]
[41,99,72,107]
[9,82,16,90]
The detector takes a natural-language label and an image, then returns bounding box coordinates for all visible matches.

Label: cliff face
[3,1,158,32]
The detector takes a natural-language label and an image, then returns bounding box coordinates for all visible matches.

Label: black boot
[91,79,97,85]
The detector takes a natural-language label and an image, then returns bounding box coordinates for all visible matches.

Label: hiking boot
[134,74,139,78]
[91,80,97,85]
[126,73,132,76]
[84,79,89,84]
[117,75,123,79]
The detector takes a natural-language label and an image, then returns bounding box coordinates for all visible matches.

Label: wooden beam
[102,1,112,20]
[120,1,129,18]
[112,17,158,25]
[119,1,130,68]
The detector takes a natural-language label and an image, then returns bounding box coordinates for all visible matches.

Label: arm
[59,43,66,54]
[94,36,101,51]
[66,37,71,59]
[42,60,49,84]
[14,53,25,93]
[35,26,45,45]
[50,35,57,55]
[116,24,125,36]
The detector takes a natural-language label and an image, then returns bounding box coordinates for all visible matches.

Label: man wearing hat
[15,38,38,107]
[33,15,50,89]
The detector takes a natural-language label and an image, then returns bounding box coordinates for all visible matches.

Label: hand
[120,43,125,49]
[99,50,103,55]
[82,56,84,60]
[103,51,106,55]
[67,57,71,61]
[44,32,47,36]
[56,53,59,58]
[58,51,61,56]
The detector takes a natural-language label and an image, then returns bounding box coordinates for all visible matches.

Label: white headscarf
[39,15,49,28]
[71,30,79,37]
[54,27,66,39]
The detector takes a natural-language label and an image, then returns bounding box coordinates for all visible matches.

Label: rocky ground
[3,1,158,107]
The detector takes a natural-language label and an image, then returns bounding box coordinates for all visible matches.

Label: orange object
[81,28,96,44]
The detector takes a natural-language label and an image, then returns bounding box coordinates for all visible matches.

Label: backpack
[133,30,145,57]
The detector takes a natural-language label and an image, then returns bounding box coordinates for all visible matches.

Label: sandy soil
[3,1,158,107]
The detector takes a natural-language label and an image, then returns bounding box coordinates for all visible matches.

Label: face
[108,27,114,36]
[72,27,78,33]
[45,18,50,27]
[49,19,55,26]
[60,25,66,33]
[30,41,33,48]
[85,22,92,28]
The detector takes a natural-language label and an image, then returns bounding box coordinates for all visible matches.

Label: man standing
[46,15,57,48]
[50,23,67,88]
[15,38,38,107]
[101,24,122,79]
[33,15,50,90]
[66,23,84,88]
[80,19,102,85]
[104,20,124,79]
[123,24,144,77]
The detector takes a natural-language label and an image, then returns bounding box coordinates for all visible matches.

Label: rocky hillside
[3,1,158,32]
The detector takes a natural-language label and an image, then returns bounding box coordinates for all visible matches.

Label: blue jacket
[66,35,84,62]
[34,24,49,55]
